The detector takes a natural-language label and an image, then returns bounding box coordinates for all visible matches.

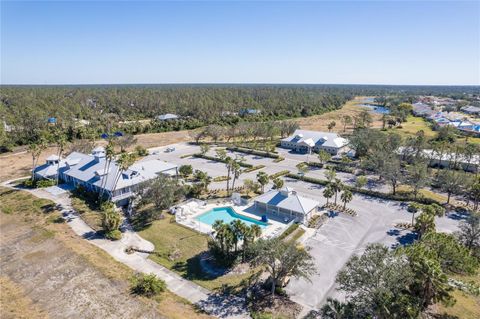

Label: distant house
[157,113,179,121]
[47,117,57,125]
[398,147,479,172]
[281,129,348,155]
[461,106,480,116]
[34,147,178,205]
[254,187,319,225]
[412,102,435,117]
[239,108,261,116]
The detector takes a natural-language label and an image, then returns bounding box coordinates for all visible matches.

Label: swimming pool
[195,206,268,228]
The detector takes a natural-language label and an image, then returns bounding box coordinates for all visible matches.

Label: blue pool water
[195,207,268,228]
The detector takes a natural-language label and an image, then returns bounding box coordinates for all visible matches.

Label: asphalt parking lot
[147,142,463,311]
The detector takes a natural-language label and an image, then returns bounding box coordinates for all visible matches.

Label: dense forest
[0,84,478,151]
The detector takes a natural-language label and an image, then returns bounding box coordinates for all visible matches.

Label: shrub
[22,179,35,188]
[269,170,290,179]
[130,273,166,297]
[243,165,265,173]
[213,175,230,182]
[105,229,122,240]
[278,223,299,240]
[226,146,280,159]
[178,164,193,177]
[193,153,253,168]
[273,157,285,163]
[135,145,149,156]
[102,208,121,233]
[36,179,56,188]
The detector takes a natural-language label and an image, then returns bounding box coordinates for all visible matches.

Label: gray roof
[34,160,67,179]
[157,113,179,120]
[461,106,480,114]
[36,149,177,192]
[282,129,348,149]
[254,187,319,215]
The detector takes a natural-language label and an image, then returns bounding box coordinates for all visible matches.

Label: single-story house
[412,102,435,117]
[239,108,261,116]
[461,106,480,116]
[253,187,319,224]
[34,147,178,205]
[157,113,179,121]
[281,129,348,155]
[398,147,479,172]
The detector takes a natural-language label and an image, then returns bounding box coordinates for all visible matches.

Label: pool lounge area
[173,199,288,238]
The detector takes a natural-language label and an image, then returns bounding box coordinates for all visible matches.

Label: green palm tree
[231,219,246,253]
[99,141,115,200]
[323,186,334,205]
[55,133,67,185]
[340,189,353,210]
[28,138,47,182]
[331,178,343,205]
[230,160,242,194]
[414,212,435,239]
[225,156,233,193]
[110,152,137,201]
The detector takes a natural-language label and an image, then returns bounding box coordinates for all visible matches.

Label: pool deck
[174,200,288,238]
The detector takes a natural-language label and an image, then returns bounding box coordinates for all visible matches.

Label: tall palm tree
[110,153,136,201]
[230,160,242,194]
[340,189,353,210]
[225,156,233,193]
[99,141,115,200]
[28,138,48,182]
[231,220,246,253]
[55,133,67,185]
[331,178,343,205]
[323,186,334,205]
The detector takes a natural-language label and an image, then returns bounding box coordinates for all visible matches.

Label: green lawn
[0,187,56,216]
[437,273,480,319]
[138,215,257,291]
[70,196,103,231]
[387,115,436,138]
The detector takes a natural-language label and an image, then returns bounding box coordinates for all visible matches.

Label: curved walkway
[1,179,248,319]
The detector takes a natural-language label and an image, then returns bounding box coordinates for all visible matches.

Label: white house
[281,129,348,155]
[461,106,480,116]
[34,147,178,205]
[253,187,319,225]
[157,113,179,121]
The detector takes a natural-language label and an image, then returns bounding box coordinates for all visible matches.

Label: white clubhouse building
[281,129,348,155]
[254,187,320,225]
[34,147,178,205]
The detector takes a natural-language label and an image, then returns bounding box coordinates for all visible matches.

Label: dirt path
[0,192,163,319]
[1,181,249,319]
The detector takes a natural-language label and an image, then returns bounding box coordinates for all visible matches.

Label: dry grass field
[0,98,377,182]
[0,187,212,319]
[0,130,191,182]
[294,97,384,133]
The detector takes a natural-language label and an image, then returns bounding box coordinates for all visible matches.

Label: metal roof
[282,129,348,149]
[254,188,319,215]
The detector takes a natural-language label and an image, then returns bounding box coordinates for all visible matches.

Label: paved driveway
[283,186,461,310]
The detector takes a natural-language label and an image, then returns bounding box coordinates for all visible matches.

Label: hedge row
[278,223,299,240]
[243,165,266,173]
[286,173,441,206]
[226,146,280,159]
[269,170,290,180]
[193,153,253,168]
[325,164,355,174]
[273,157,285,163]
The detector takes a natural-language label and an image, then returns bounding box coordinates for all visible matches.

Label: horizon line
[1,82,479,87]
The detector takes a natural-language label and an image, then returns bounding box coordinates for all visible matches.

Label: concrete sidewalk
[1,180,248,319]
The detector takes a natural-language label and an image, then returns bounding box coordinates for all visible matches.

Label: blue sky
[1,1,479,85]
